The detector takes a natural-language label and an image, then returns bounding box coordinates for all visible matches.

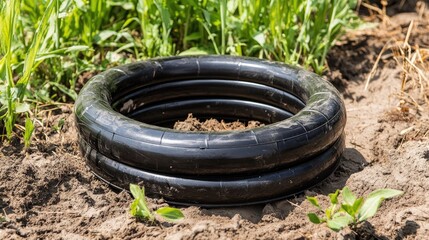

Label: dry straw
[365,19,429,110]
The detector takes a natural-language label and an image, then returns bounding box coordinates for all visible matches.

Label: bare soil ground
[1,4,429,240]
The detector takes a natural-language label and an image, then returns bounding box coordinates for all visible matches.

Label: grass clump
[0,0,59,140]
[135,0,360,73]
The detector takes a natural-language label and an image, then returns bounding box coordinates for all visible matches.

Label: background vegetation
[0,0,359,141]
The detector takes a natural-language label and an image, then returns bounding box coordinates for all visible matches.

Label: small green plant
[129,183,184,222]
[23,117,34,148]
[306,187,403,232]
[53,118,65,133]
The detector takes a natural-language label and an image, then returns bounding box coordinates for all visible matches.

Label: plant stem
[219,0,226,54]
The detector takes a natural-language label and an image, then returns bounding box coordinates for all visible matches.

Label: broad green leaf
[155,207,184,221]
[342,187,356,205]
[307,213,323,224]
[94,30,117,43]
[306,196,320,208]
[15,102,30,113]
[253,32,265,46]
[327,214,354,232]
[328,189,340,204]
[358,189,403,222]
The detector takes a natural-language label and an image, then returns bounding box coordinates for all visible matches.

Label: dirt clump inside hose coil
[173,113,265,131]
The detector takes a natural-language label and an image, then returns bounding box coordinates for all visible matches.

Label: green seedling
[53,118,65,132]
[129,183,184,222]
[23,117,34,148]
[306,187,403,232]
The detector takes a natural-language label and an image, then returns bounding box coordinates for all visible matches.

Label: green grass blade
[24,117,34,148]
[18,0,56,96]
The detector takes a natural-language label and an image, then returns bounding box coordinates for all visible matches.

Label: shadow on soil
[395,220,421,240]
[201,148,367,224]
[342,220,420,240]
[315,147,368,194]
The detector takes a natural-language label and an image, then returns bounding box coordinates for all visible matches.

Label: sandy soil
[1,4,429,240]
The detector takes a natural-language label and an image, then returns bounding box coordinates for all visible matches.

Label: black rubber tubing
[128,98,294,127]
[112,79,305,116]
[75,56,346,176]
[80,134,345,206]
